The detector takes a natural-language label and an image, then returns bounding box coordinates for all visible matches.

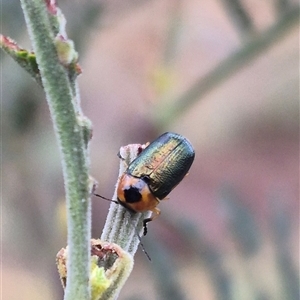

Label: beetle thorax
[117,173,159,213]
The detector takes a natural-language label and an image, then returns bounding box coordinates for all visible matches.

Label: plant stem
[220,0,255,39]
[19,1,91,299]
[101,144,151,258]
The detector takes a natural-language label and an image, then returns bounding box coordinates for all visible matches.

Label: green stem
[19,1,91,299]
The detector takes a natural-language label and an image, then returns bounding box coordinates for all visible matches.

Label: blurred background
[2,0,299,299]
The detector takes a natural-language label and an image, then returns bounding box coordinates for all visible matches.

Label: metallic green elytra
[127,132,195,200]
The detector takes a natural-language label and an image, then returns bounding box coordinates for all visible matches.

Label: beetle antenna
[94,193,119,204]
[134,226,151,261]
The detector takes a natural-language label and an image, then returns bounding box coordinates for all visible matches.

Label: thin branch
[275,0,292,16]
[220,0,255,39]
[153,6,300,128]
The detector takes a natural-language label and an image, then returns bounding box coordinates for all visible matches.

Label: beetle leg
[142,207,161,236]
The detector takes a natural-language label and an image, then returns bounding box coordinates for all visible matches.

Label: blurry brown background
[2,0,299,299]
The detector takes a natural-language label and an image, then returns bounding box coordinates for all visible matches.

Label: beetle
[96,132,195,235]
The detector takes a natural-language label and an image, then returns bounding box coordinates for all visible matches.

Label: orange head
[117,173,159,213]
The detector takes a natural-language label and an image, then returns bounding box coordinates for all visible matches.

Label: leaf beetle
[96,132,195,235]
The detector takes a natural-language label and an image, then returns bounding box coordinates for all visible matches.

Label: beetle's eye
[124,187,142,203]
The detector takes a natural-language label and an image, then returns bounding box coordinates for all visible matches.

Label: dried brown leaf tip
[56,247,68,288]
[56,239,134,300]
